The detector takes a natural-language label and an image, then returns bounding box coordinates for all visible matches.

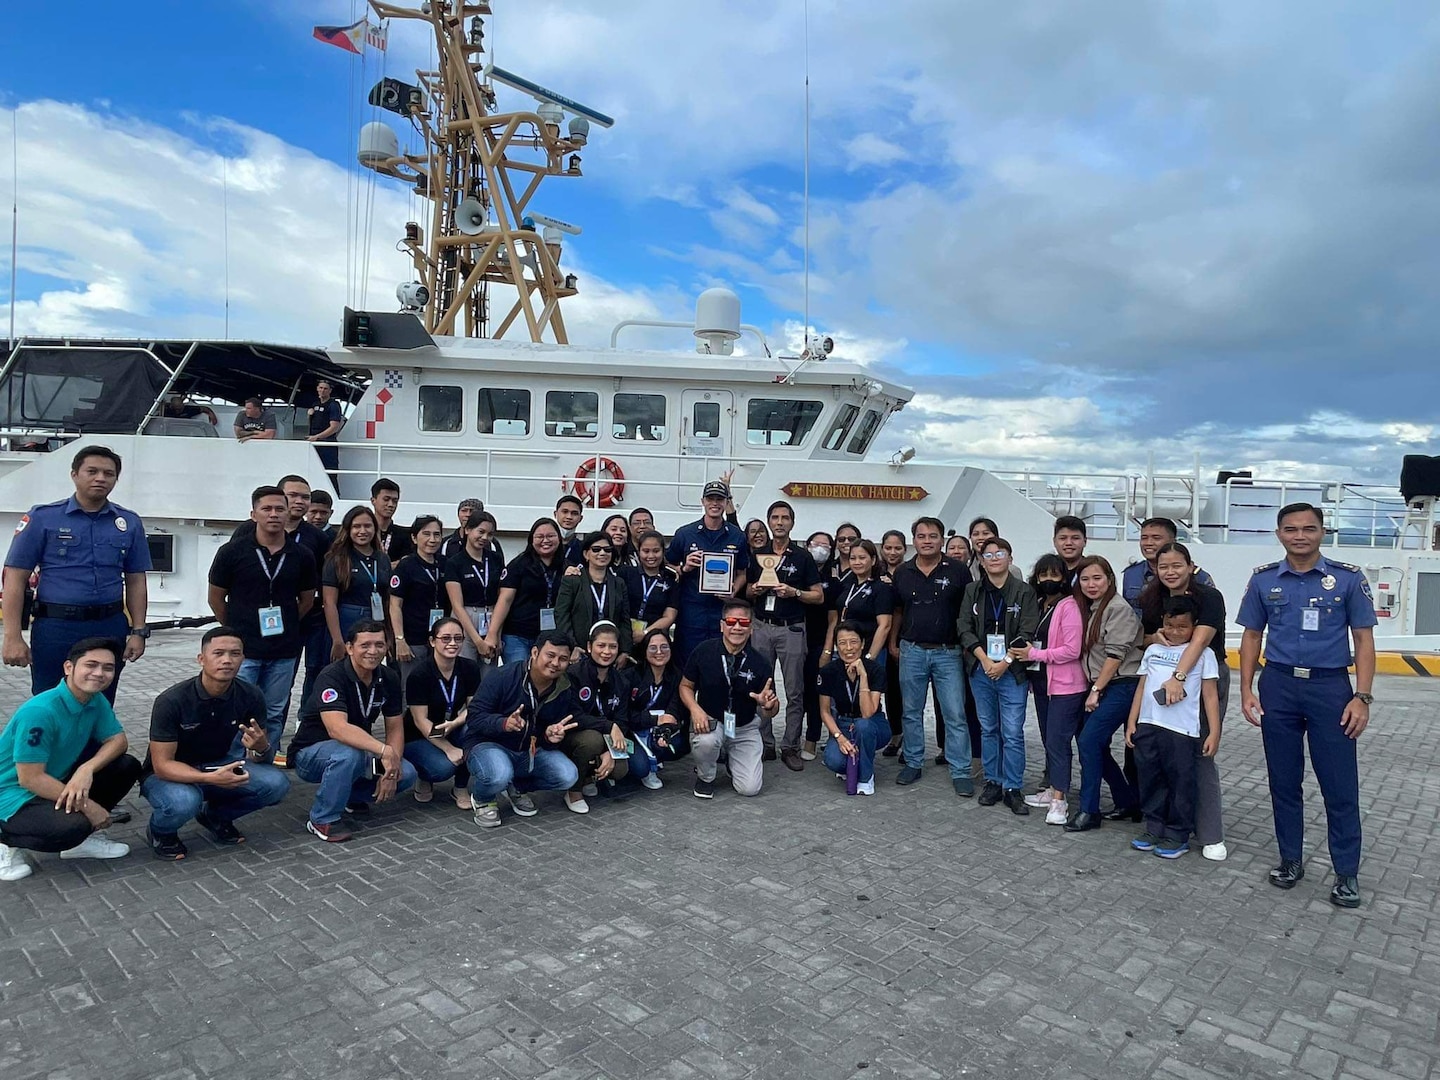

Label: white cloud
[844,133,909,169]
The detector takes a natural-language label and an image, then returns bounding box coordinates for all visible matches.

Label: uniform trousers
[30,612,130,702]
[750,619,806,752]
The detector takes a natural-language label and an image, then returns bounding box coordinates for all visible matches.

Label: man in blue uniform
[3,445,151,703]
[666,480,753,669]
[305,378,345,488]
[1122,517,1214,613]
[1238,502,1376,909]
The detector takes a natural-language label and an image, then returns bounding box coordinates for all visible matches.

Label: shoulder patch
[1251,561,1279,575]
[578,685,592,702]
[14,513,29,534]
[390,574,401,589]
[320,688,340,704]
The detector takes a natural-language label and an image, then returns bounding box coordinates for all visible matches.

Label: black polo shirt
[290,659,402,754]
[403,655,483,741]
[308,397,344,437]
[569,656,635,730]
[748,542,820,623]
[145,676,268,771]
[444,548,504,608]
[376,524,414,563]
[322,550,392,611]
[1139,581,1228,667]
[831,575,896,644]
[208,537,318,659]
[891,555,972,646]
[389,554,450,645]
[497,553,563,639]
[682,638,774,727]
[229,518,330,573]
[817,655,887,718]
[620,565,678,626]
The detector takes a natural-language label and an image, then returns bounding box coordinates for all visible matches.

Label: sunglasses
[589,545,613,554]
[435,635,465,644]
[722,617,752,628]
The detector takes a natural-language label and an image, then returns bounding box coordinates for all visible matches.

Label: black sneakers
[1002,789,1030,816]
[693,777,716,799]
[978,780,1004,806]
[147,826,188,861]
[195,809,244,845]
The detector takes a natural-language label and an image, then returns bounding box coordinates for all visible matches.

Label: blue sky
[4,1,1440,485]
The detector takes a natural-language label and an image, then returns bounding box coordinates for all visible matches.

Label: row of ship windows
[414,386,883,453]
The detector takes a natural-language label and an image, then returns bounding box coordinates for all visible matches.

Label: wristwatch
[1352,692,1374,705]
[1172,670,1187,682]
[128,626,151,639]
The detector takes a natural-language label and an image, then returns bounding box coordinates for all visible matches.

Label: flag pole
[8,108,17,348]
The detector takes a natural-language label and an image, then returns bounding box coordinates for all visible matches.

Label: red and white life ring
[572,457,626,507]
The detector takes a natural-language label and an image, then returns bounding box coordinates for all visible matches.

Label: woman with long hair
[600,513,636,567]
[1065,555,1145,832]
[322,506,392,661]
[403,617,483,809]
[1136,541,1230,860]
[631,627,688,764]
[801,529,841,760]
[879,528,909,757]
[484,517,564,666]
[555,530,633,658]
[1014,554,1087,825]
[744,518,770,554]
[443,510,502,664]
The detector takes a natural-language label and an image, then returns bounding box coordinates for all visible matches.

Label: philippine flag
[313,17,367,55]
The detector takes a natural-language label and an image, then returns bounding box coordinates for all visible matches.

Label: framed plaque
[699,551,735,595]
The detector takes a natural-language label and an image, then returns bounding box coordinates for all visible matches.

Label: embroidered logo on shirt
[578,686,593,702]
[115,518,128,532]
[13,514,28,534]
[320,688,340,704]
[390,574,401,589]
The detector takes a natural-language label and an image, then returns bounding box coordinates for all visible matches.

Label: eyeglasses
[722,617,752,628]
[981,551,1009,561]
[647,643,671,652]
[435,635,465,644]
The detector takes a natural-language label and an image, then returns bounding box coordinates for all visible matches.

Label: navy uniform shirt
[817,654,887,718]
[747,541,820,623]
[389,554,450,646]
[290,659,402,755]
[891,555,973,646]
[5,496,151,605]
[145,676,268,771]
[1122,560,1214,613]
[682,638,774,726]
[666,519,753,623]
[1236,556,1377,668]
[307,398,344,437]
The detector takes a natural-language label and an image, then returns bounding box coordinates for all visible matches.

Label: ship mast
[361,1,609,343]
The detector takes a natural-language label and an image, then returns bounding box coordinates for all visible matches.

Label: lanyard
[254,548,287,605]
[843,669,861,715]
[356,554,378,590]
[721,651,744,710]
[436,669,458,719]
[419,560,441,605]
[353,676,380,722]
[647,681,665,709]
[844,580,871,614]
[524,678,539,722]
[640,573,663,608]
[988,591,1006,630]
[589,580,607,612]
[541,566,558,606]
[468,554,489,589]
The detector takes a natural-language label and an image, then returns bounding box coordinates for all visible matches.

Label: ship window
[418,385,463,432]
[822,404,860,451]
[545,390,599,438]
[746,398,823,447]
[477,388,531,436]
[693,402,721,439]
[613,393,667,442]
[847,408,882,455]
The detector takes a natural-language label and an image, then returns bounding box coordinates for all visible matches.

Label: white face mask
[809,545,831,565]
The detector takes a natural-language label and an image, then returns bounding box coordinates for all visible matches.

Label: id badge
[723,711,737,740]
[370,591,384,621]
[1302,608,1320,632]
[631,618,646,639]
[429,607,444,631]
[765,594,776,612]
[258,605,285,638]
[475,607,491,635]
[986,633,1007,661]
[539,607,556,631]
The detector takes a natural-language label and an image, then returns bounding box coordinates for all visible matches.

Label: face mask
[809,545,831,565]
[1036,579,1067,597]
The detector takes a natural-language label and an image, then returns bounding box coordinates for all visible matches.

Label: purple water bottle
[845,744,859,796]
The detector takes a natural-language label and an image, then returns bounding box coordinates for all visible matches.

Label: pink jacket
[1028,597,1087,696]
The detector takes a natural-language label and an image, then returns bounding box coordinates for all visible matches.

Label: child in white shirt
[1124,597,1219,858]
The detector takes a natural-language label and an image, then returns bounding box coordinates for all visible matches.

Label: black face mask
[1035,579,1068,597]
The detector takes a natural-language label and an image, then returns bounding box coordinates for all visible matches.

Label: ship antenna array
[802,0,811,361]
[359,0,613,344]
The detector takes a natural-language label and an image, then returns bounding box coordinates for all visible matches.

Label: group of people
[0,447,1377,908]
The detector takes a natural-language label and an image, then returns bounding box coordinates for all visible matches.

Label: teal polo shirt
[0,682,123,821]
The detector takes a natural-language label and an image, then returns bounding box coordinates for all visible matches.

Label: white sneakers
[1045,800,1069,826]
[1202,842,1229,861]
[60,832,130,860]
[0,843,33,881]
[856,778,875,796]
[641,773,663,790]
[1024,790,1054,807]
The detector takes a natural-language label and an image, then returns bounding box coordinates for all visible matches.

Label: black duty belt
[1265,663,1349,680]
[32,601,125,622]
[755,615,805,627]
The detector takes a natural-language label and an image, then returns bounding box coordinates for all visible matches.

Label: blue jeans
[970,669,1029,789]
[141,765,291,835]
[624,739,656,781]
[466,743,578,802]
[403,738,469,787]
[338,603,372,642]
[1076,679,1139,815]
[1043,691,1087,796]
[296,617,331,722]
[821,714,889,783]
[30,612,130,702]
[238,656,299,762]
[898,642,970,776]
[501,635,533,667]
[294,740,418,825]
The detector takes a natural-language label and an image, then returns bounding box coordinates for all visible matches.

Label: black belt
[755,614,804,627]
[1265,663,1349,680]
[32,601,125,622]
[907,641,953,650]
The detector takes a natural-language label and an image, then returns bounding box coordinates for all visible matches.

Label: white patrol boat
[2,0,1438,655]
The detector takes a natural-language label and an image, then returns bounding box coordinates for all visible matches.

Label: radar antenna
[360,1,611,343]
